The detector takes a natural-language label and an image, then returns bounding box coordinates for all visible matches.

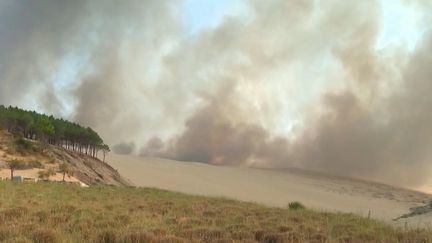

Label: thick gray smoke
[1,0,432,188]
[113,142,136,155]
[140,0,432,187]
[0,0,88,113]
[0,0,182,143]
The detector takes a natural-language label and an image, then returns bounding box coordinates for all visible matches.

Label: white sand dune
[107,154,432,227]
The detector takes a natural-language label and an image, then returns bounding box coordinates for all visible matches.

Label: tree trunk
[10,169,13,180]
[62,172,65,181]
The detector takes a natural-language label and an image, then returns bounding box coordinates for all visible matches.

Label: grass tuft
[288,201,305,210]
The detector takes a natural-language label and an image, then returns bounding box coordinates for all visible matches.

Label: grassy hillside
[0,182,430,243]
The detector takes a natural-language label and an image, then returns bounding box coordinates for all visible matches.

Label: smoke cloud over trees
[1,0,432,187]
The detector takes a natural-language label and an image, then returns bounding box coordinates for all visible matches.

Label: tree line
[0,105,110,158]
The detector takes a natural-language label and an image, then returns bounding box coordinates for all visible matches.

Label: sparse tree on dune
[102,144,111,163]
[58,162,71,181]
[7,160,20,180]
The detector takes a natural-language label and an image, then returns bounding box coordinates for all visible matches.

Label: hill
[0,130,128,186]
[0,182,431,243]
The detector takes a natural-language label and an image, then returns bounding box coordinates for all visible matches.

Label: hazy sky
[1,0,432,189]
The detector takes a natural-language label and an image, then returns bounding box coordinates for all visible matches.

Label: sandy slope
[107,154,432,227]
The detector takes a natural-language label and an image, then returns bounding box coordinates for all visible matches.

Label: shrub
[38,169,55,181]
[15,137,32,150]
[11,131,23,138]
[27,160,43,169]
[288,201,305,210]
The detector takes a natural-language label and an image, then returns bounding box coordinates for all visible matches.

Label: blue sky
[182,0,229,34]
[181,0,245,35]
[376,0,425,51]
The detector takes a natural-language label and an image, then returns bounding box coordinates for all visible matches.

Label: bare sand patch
[0,168,81,183]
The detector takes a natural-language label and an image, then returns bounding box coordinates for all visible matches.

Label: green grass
[0,182,430,242]
[288,201,305,211]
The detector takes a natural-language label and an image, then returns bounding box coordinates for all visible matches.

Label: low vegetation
[37,169,56,181]
[15,137,34,151]
[288,201,305,211]
[0,182,430,243]
[7,159,43,170]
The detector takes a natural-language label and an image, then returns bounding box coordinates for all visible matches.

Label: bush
[38,169,56,181]
[27,161,43,169]
[288,201,305,210]
[15,137,33,150]
[11,131,23,138]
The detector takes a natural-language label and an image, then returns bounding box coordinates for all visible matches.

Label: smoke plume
[1,0,432,187]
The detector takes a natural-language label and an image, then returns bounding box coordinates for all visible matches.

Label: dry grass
[0,182,430,243]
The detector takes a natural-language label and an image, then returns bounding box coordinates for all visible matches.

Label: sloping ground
[50,148,129,186]
[0,130,129,186]
[0,182,431,242]
[107,154,432,227]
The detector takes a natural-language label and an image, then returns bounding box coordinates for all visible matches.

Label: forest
[0,105,109,157]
